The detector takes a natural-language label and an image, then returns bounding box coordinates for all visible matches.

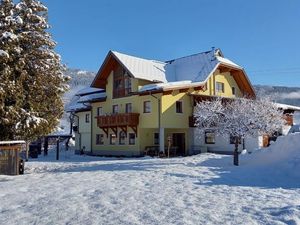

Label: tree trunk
[233,136,239,166]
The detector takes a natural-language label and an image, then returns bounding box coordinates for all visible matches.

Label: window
[125,103,132,113]
[85,114,90,123]
[96,134,104,145]
[216,82,224,93]
[112,105,118,114]
[119,131,126,145]
[230,135,242,144]
[205,130,215,144]
[110,134,116,145]
[125,77,132,95]
[143,101,151,113]
[129,133,135,145]
[232,87,236,95]
[97,107,103,116]
[176,101,183,113]
[154,133,159,145]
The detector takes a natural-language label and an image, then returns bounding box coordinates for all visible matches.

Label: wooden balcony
[96,113,140,137]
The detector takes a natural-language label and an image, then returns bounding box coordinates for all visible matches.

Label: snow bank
[241,133,300,179]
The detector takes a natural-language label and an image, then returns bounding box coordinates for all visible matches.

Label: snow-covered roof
[139,80,205,92]
[92,48,254,96]
[111,49,243,84]
[165,49,242,83]
[275,103,300,112]
[0,140,26,145]
[112,51,167,83]
[76,87,104,96]
[66,102,91,112]
[77,92,106,103]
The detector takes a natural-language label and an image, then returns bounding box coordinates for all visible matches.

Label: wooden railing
[96,113,140,128]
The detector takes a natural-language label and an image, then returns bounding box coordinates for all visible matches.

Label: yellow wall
[84,68,244,155]
[76,111,91,152]
[161,91,192,128]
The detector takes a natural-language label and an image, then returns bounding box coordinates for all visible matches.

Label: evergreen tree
[0,0,68,141]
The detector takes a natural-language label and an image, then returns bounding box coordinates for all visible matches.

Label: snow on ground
[1,134,300,225]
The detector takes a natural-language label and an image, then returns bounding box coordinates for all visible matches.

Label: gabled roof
[91,48,255,97]
[91,51,167,88]
[165,49,242,83]
[111,51,167,83]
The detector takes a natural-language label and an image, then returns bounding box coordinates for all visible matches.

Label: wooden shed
[0,141,25,175]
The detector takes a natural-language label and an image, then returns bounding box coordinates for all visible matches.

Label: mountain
[57,69,300,134]
[56,69,96,134]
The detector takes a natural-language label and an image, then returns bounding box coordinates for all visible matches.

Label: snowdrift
[242,133,300,179]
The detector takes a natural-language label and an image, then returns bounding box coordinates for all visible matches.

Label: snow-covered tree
[194,97,285,166]
[0,0,68,143]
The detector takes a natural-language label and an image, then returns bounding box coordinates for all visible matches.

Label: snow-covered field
[1,134,300,225]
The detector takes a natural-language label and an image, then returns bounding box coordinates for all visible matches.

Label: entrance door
[172,133,185,156]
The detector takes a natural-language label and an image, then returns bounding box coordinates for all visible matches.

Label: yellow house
[68,48,255,156]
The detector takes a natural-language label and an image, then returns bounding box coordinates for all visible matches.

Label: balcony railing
[96,113,140,128]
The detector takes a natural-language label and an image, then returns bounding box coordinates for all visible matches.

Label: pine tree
[0,0,68,141]
[0,0,25,140]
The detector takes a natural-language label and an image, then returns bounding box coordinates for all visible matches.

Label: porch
[139,128,189,157]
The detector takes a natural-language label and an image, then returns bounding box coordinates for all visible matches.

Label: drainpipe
[71,112,81,153]
[150,92,163,154]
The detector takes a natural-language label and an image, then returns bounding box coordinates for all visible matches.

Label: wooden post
[56,138,59,160]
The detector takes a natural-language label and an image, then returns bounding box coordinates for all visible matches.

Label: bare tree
[194,97,285,166]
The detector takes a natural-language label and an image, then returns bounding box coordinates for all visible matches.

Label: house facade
[68,48,259,156]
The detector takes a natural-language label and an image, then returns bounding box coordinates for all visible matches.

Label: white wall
[189,128,260,154]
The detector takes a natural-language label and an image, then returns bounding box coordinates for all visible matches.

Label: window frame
[205,130,215,144]
[231,87,236,95]
[216,82,225,93]
[96,134,104,145]
[110,134,116,145]
[112,105,119,114]
[143,101,151,113]
[97,107,103,116]
[175,101,183,114]
[129,133,136,145]
[125,103,132,113]
[119,131,126,145]
[85,113,90,123]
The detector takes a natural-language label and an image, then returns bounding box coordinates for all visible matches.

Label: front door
[172,133,185,156]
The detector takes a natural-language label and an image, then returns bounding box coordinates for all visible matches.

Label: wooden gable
[91,51,133,89]
[218,64,256,98]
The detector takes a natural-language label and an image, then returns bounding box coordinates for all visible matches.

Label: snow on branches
[194,97,285,165]
[194,97,285,139]
[0,0,67,141]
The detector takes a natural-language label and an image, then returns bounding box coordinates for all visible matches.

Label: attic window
[216,82,224,93]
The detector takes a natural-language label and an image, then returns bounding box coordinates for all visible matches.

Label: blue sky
[43,0,300,87]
